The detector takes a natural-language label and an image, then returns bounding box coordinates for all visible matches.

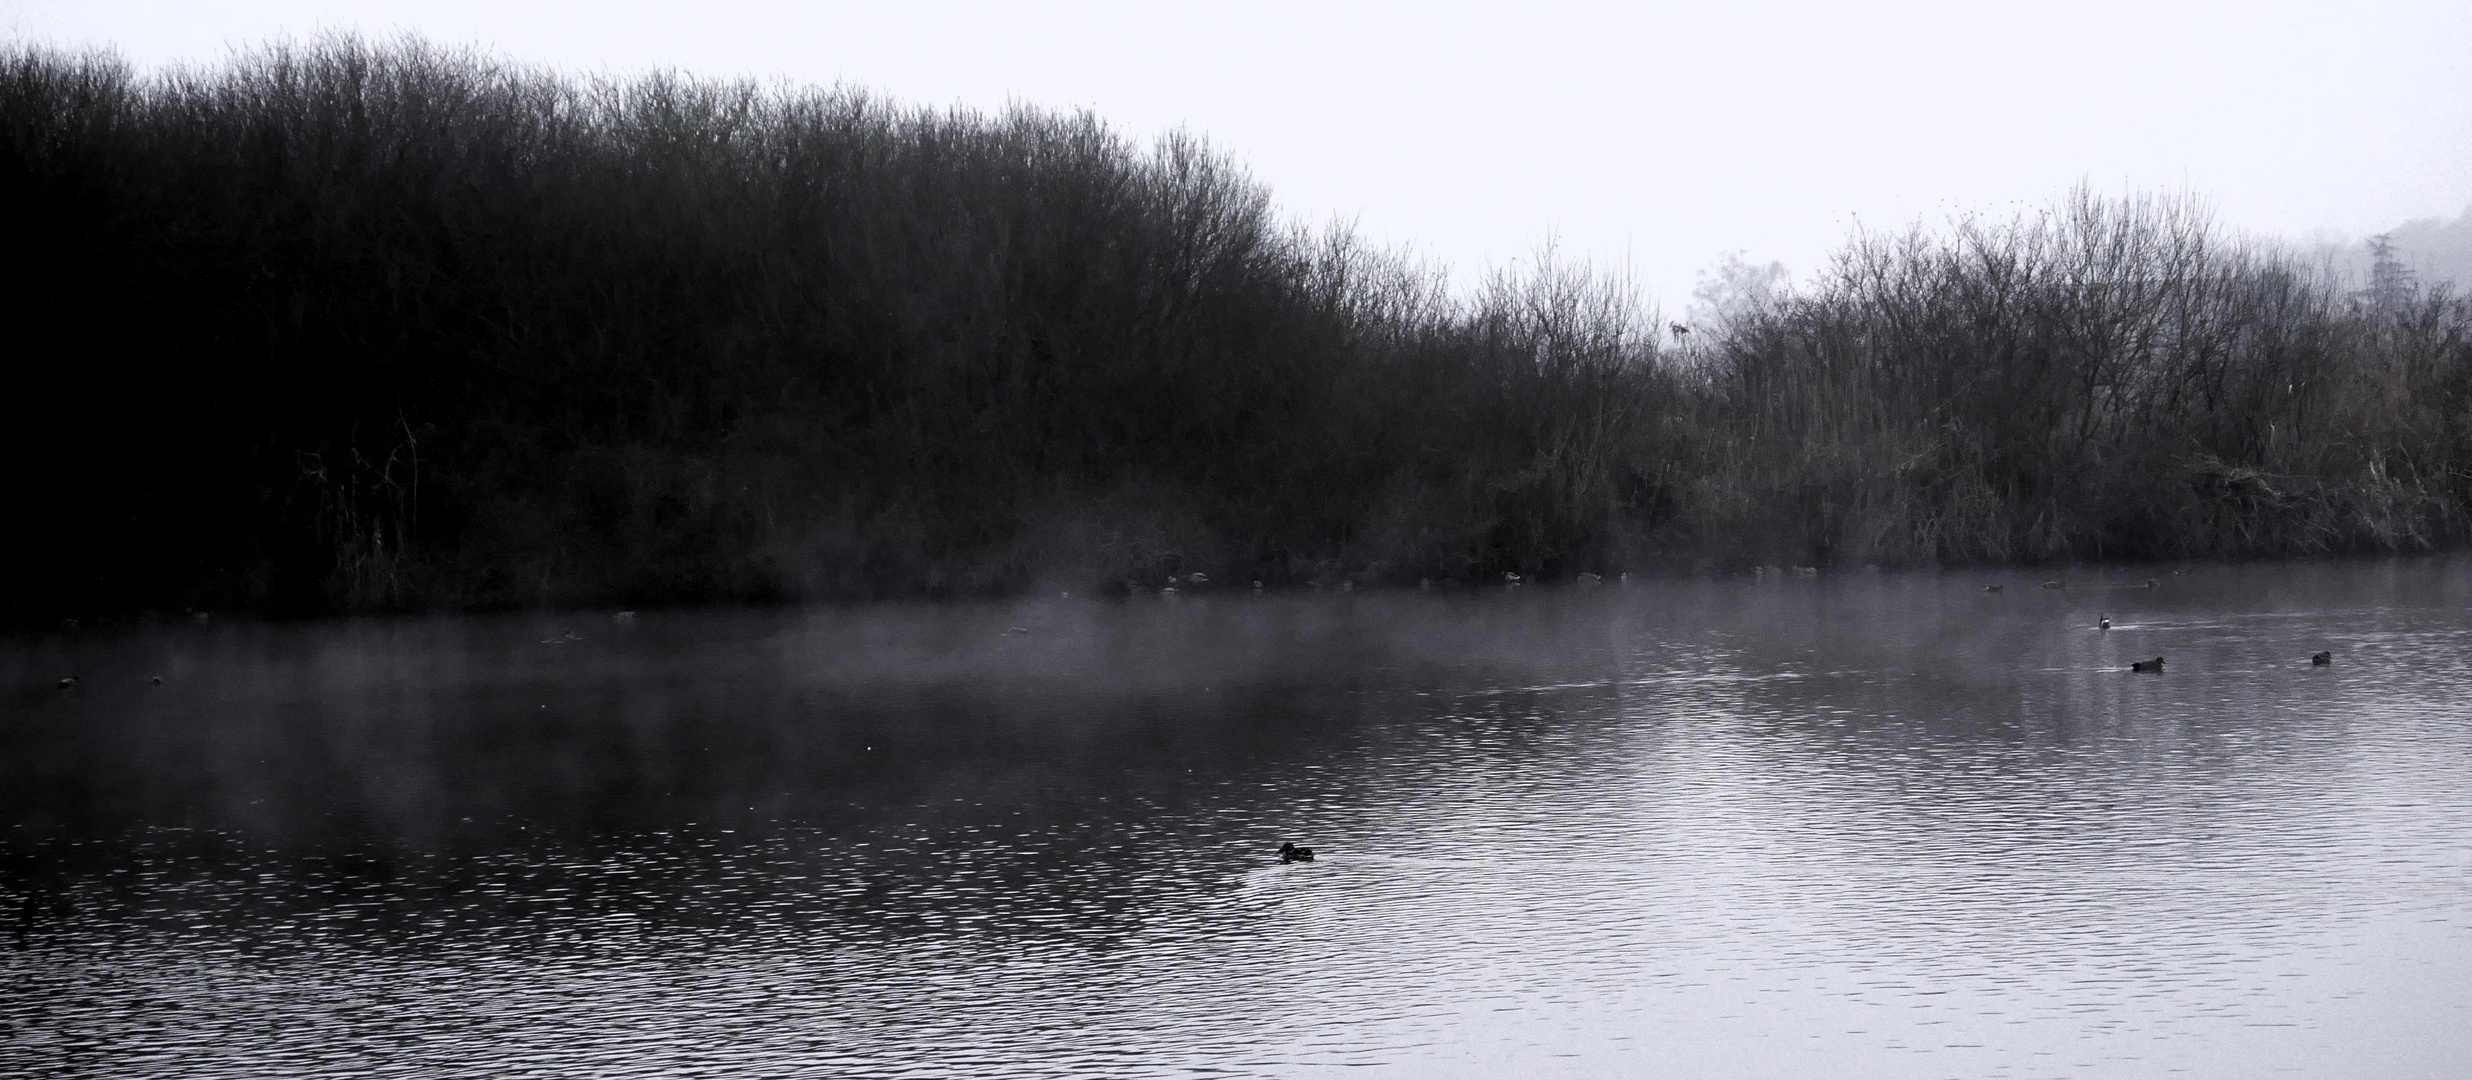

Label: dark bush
[1684,189,2472,565]
[0,38,1681,618]
[3,40,2464,621]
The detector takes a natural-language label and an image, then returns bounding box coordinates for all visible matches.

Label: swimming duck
[1279,842,1316,863]
[2098,615,2112,630]
[55,676,78,690]
[1983,584,2004,593]
[2311,651,2332,666]
[2130,657,2165,673]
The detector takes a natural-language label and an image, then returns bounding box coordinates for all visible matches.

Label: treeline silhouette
[1693,193,2472,565]
[5,39,2468,620]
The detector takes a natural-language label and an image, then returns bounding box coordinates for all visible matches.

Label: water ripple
[5,560,2471,1077]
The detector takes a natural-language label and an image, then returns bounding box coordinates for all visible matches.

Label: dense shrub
[1685,189,2472,565]
[0,38,1677,618]
[3,39,2464,620]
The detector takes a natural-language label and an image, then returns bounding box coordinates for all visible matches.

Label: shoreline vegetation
[7,38,2471,622]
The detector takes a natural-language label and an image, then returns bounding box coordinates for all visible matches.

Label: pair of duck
[2124,651,2331,673]
[1278,842,1316,863]
[2099,616,2140,670]
[2100,618,2330,671]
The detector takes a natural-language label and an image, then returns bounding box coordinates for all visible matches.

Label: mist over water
[6,561,2471,1078]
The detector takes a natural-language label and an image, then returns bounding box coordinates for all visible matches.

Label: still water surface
[5,561,2471,1077]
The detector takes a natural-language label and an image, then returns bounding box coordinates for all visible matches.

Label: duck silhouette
[2311,651,2332,666]
[2130,657,2165,673]
[1279,842,1316,864]
[2098,615,2112,630]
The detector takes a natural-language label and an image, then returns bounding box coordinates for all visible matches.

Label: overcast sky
[10,0,2471,307]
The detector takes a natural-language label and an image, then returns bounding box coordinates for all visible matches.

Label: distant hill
[2389,206,2472,289]
[2314,205,2472,293]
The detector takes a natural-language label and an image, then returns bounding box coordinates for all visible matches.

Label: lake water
[5,561,2470,1078]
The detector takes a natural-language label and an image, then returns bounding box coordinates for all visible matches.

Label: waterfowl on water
[2312,651,2332,666]
[1983,584,2004,593]
[55,676,78,690]
[2041,580,2064,590]
[2099,615,2112,630]
[2130,657,2165,673]
[1279,842,1316,863]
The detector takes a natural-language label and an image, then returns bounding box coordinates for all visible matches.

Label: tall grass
[3,38,2465,620]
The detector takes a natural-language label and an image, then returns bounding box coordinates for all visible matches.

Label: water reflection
[6,561,2471,1077]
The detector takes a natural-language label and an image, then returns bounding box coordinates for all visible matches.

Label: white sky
[9,0,2471,308]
